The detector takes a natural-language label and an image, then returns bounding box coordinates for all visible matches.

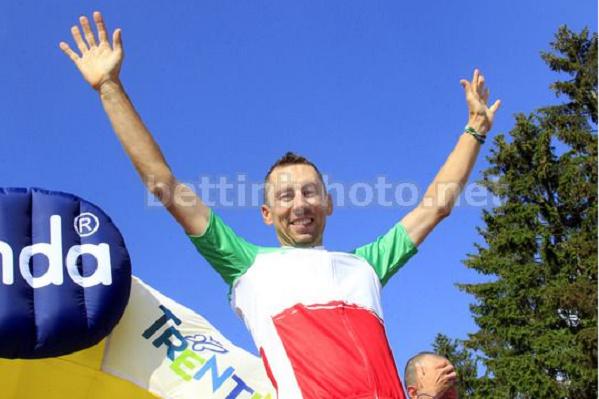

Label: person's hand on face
[415,356,457,398]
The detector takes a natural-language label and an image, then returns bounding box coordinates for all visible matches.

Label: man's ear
[261,203,273,225]
[326,193,333,215]
[406,386,418,399]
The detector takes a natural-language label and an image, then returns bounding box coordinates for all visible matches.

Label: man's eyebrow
[274,186,294,195]
[300,182,320,190]
[273,182,319,195]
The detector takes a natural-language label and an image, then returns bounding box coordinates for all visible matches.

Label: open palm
[59,12,123,90]
[460,69,501,135]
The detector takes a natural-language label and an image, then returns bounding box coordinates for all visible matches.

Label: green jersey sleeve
[352,221,418,286]
[188,210,258,286]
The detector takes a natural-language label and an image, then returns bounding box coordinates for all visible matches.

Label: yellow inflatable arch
[2,340,157,399]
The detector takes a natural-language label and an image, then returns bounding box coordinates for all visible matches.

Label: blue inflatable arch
[0,187,131,358]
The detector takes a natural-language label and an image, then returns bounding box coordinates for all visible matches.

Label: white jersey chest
[231,248,383,325]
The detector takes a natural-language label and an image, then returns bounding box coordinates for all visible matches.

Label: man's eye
[278,193,293,201]
[303,187,318,197]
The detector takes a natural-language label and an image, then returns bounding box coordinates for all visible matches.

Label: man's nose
[292,192,309,213]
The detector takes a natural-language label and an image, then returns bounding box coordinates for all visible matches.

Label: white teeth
[291,218,312,225]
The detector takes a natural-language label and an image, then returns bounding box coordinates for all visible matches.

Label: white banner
[101,277,275,399]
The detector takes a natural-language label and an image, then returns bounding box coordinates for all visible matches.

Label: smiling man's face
[261,163,332,247]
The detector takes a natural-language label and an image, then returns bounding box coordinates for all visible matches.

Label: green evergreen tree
[455,26,597,398]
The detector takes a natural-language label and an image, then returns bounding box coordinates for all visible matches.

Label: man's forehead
[419,354,448,367]
[267,164,322,187]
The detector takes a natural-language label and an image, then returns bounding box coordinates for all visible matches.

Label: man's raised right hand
[59,11,123,91]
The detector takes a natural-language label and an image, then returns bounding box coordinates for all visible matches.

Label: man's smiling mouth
[290,217,314,226]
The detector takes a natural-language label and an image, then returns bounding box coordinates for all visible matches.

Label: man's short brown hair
[263,152,326,203]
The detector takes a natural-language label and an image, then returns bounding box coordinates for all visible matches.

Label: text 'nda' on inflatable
[0,187,131,358]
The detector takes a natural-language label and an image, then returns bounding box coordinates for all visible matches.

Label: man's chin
[290,233,321,248]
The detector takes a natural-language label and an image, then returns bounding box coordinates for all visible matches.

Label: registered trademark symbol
[74,212,100,237]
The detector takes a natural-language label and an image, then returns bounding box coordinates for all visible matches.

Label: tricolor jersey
[189,211,417,399]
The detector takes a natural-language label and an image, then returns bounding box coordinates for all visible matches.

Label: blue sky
[1,0,596,379]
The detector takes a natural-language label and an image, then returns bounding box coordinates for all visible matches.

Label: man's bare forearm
[421,130,481,215]
[423,109,491,214]
[98,80,173,185]
[98,79,210,234]
[401,130,481,246]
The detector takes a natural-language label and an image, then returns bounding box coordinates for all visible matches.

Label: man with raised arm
[60,12,500,399]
